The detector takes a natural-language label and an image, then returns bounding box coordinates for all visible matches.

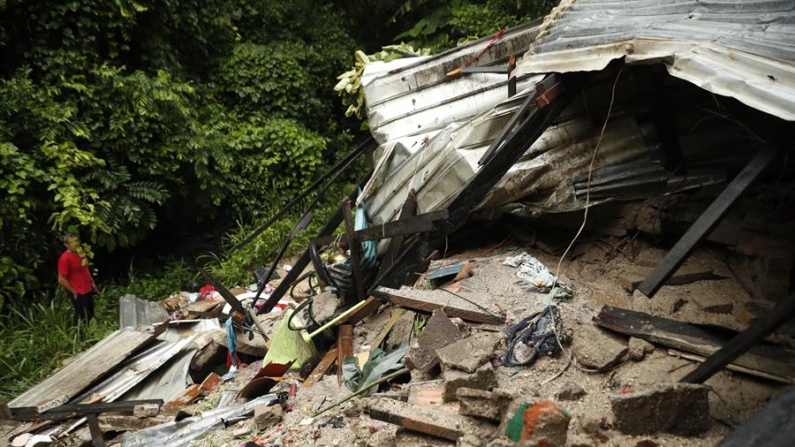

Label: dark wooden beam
[375,286,504,325]
[310,210,448,246]
[594,306,795,383]
[637,146,780,297]
[10,399,164,422]
[257,171,373,315]
[380,193,418,273]
[230,138,373,252]
[681,293,795,384]
[342,199,365,301]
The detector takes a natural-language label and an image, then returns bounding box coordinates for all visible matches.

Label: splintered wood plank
[10,399,164,422]
[9,328,156,413]
[637,146,779,297]
[368,398,490,441]
[681,293,795,384]
[372,308,407,349]
[338,325,354,384]
[303,346,338,389]
[594,306,795,382]
[375,286,504,325]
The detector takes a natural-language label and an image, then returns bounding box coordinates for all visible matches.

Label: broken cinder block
[572,323,627,371]
[443,362,497,402]
[436,332,501,373]
[132,402,160,418]
[456,388,512,421]
[609,383,710,436]
[405,309,464,373]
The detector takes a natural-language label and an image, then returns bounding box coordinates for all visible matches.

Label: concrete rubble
[404,309,464,373]
[609,383,711,436]
[4,2,795,447]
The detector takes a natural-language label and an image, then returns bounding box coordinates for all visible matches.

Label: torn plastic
[503,252,564,293]
[503,305,563,367]
[120,394,280,447]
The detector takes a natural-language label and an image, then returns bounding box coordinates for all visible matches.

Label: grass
[0,294,118,401]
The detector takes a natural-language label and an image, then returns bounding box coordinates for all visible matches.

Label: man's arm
[58,274,78,300]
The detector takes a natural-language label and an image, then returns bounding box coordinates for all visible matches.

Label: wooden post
[337,325,354,385]
[681,293,795,384]
[86,413,106,447]
[342,199,365,301]
[637,146,780,297]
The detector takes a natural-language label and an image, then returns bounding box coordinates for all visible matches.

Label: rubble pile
[3,1,795,446]
[3,239,793,446]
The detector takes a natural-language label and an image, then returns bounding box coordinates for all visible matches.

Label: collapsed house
[3,0,795,446]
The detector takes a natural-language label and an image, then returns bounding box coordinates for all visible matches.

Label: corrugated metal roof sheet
[514,0,795,120]
[119,294,169,328]
[8,328,156,412]
[364,21,544,143]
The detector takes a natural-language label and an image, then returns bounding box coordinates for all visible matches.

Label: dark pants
[73,292,96,324]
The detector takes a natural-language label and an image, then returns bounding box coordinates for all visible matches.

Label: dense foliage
[0,0,550,400]
[0,0,358,308]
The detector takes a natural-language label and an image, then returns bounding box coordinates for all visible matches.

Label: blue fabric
[225,316,238,368]
[355,195,379,268]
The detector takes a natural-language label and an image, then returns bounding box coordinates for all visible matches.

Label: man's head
[64,233,81,253]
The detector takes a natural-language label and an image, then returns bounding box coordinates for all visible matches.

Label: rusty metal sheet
[9,328,156,413]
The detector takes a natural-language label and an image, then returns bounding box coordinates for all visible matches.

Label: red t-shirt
[58,251,93,294]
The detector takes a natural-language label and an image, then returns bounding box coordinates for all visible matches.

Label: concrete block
[405,309,464,373]
[610,383,710,436]
[436,332,501,373]
[443,363,497,402]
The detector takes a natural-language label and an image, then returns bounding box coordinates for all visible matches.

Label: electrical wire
[543,65,625,382]
[438,287,503,320]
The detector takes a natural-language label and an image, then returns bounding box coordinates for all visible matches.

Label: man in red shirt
[57,233,99,323]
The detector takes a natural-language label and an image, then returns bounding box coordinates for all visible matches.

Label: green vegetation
[0,0,549,401]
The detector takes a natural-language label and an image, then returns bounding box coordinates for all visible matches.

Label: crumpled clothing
[503,305,563,367]
[503,252,572,297]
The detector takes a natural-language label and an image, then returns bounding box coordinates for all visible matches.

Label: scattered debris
[555,381,587,401]
[456,388,513,421]
[367,397,492,441]
[254,403,283,430]
[595,306,795,382]
[504,252,557,289]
